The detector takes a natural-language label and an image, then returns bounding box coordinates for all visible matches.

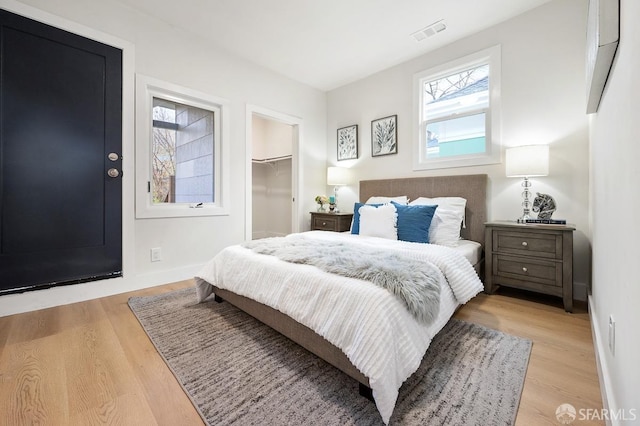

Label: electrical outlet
[608,315,615,356]
[151,247,162,262]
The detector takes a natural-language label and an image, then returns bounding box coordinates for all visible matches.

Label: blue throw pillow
[391,201,438,243]
[351,202,382,234]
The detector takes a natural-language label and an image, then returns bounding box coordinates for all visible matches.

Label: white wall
[252,162,269,239]
[252,116,294,160]
[589,0,640,419]
[0,0,327,316]
[326,0,590,298]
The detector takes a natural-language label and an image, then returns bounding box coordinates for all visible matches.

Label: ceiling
[116,0,552,91]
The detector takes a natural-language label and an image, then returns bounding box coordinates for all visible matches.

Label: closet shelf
[251,155,292,164]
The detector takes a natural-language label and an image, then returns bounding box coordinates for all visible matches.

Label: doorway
[246,106,301,241]
[0,10,123,294]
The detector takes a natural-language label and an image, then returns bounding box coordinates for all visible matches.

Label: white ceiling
[116,0,552,91]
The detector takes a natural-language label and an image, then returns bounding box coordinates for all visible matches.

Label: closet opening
[246,107,301,240]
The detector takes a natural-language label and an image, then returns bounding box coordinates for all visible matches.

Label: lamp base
[516,214,532,224]
[332,186,340,213]
[517,177,533,224]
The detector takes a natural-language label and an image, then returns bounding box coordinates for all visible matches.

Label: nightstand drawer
[493,230,562,259]
[310,212,353,232]
[313,216,339,231]
[493,254,562,287]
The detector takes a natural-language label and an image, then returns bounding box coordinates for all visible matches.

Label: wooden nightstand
[484,221,575,312]
[310,212,353,232]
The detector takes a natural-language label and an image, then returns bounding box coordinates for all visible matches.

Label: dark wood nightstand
[310,212,353,232]
[484,221,575,312]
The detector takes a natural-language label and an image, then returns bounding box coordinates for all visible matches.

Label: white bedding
[195,231,483,424]
[455,239,483,265]
[340,231,482,266]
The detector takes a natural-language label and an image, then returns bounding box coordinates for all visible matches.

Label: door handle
[107,168,120,178]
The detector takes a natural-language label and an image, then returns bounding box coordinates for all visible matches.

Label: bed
[195,174,487,424]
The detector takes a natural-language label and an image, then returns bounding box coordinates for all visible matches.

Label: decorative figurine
[532,192,556,219]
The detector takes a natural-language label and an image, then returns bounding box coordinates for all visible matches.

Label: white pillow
[365,195,408,205]
[358,204,398,240]
[409,197,467,246]
[428,208,465,247]
[409,196,467,226]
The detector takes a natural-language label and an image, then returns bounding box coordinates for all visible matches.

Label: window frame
[135,74,230,218]
[412,45,502,170]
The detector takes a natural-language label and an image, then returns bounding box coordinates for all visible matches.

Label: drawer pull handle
[521,241,528,247]
[522,267,528,273]
[322,222,327,226]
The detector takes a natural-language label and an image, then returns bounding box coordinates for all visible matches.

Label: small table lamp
[505,145,549,223]
[327,166,350,212]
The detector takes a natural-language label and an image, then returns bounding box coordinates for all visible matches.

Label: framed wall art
[371,115,397,157]
[337,124,358,161]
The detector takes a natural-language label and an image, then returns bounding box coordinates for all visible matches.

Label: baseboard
[588,295,615,426]
[0,263,204,317]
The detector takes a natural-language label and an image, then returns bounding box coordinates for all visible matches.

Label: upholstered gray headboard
[359,174,488,246]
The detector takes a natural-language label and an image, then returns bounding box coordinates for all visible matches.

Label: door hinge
[147,181,151,193]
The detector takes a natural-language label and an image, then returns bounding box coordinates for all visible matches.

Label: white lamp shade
[327,166,350,185]
[505,145,549,177]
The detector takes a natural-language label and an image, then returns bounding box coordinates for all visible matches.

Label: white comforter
[195,231,483,424]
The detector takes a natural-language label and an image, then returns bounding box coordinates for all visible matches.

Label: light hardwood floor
[0,281,603,425]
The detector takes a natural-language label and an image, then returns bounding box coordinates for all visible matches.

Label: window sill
[135,203,229,219]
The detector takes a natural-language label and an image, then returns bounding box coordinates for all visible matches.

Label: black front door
[0,9,122,294]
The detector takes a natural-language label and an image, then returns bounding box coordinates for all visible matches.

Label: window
[413,45,501,170]
[136,75,230,218]
[151,98,215,204]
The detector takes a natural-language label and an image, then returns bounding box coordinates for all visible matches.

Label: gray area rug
[128,287,532,425]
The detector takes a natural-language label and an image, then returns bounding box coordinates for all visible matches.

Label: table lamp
[327,166,350,213]
[505,145,549,223]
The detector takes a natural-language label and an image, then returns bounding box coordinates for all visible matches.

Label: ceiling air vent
[411,20,446,42]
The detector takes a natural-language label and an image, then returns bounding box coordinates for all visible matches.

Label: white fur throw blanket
[243,234,441,324]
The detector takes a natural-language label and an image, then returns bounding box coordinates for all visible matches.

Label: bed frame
[212,174,487,396]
